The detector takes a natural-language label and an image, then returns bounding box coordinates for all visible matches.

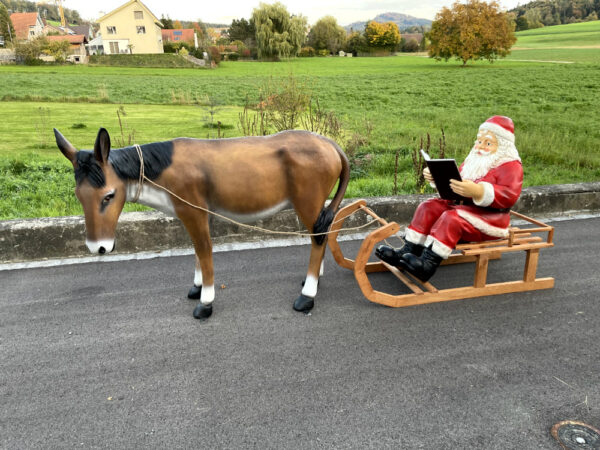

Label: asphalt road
[1,216,599,449]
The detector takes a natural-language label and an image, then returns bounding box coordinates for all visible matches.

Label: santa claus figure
[376,115,523,281]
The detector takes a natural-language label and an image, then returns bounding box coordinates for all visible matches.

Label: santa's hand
[449,179,485,202]
[423,167,434,184]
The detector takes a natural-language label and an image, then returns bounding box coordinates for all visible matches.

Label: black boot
[375,241,425,267]
[397,247,443,282]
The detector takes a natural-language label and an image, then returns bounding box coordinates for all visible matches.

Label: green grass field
[508,21,600,62]
[1,23,600,219]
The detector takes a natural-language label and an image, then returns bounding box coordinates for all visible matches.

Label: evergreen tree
[0,3,15,45]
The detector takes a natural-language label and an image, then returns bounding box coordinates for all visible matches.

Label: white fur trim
[479,122,514,143]
[429,237,453,259]
[405,228,428,246]
[456,210,509,238]
[473,182,495,207]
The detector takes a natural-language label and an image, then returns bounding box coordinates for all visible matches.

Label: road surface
[1,216,599,449]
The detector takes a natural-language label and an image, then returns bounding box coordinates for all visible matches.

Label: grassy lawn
[1,38,600,219]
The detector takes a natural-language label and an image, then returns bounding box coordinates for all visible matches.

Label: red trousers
[409,198,497,250]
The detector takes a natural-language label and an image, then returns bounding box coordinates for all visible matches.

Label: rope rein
[132,144,382,239]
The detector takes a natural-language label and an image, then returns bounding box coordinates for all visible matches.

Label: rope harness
[133,144,387,240]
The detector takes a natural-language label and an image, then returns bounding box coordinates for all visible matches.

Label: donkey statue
[54,128,349,320]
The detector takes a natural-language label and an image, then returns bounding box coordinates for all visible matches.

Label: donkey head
[55,128,127,254]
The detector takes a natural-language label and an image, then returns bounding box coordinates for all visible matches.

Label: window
[107,26,117,34]
[174,37,180,41]
[134,11,143,19]
[109,41,120,53]
[136,26,146,34]
[174,31,182,36]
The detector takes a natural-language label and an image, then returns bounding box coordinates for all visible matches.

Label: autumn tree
[429,0,516,66]
[0,3,14,45]
[173,20,183,29]
[252,2,307,59]
[364,21,401,50]
[307,16,347,54]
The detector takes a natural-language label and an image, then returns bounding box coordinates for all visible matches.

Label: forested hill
[1,0,83,25]
[345,12,431,33]
[511,0,600,30]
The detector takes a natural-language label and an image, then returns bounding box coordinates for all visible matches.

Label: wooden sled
[328,199,555,308]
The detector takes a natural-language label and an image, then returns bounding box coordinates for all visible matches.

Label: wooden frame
[328,200,555,308]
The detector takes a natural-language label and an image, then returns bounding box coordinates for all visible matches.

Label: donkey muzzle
[86,239,115,254]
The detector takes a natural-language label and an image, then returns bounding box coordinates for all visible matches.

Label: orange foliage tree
[364,21,401,50]
[428,0,516,66]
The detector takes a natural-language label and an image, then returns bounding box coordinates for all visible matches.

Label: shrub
[403,38,420,53]
[241,48,252,58]
[299,46,315,57]
[208,46,221,64]
[317,49,329,57]
[227,52,239,61]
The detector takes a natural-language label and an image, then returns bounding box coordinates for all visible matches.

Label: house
[161,29,198,48]
[97,0,163,54]
[70,24,95,40]
[10,12,44,41]
[45,34,89,63]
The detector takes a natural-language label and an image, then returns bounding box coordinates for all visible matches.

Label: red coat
[408,160,523,252]
[454,160,523,237]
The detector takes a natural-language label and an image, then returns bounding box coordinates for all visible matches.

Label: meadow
[1,21,600,220]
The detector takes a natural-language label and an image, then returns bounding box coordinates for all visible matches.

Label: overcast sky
[65,0,523,25]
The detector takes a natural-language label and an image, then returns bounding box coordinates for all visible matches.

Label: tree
[0,3,15,45]
[307,16,347,54]
[228,18,256,44]
[251,2,307,59]
[160,15,174,29]
[173,20,183,29]
[344,31,367,56]
[14,36,46,63]
[428,0,516,66]
[515,15,529,31]
[364,21,401,50]
[43,39,70,62]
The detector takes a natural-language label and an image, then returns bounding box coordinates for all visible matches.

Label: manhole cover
[551,421,600,449]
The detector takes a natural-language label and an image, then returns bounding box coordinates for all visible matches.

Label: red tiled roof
[10,12,40,40]
[46,34,88,44]
[161,29,195,42]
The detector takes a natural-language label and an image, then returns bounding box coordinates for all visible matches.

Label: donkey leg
[187,255,203,299]
[180,211,215,320]
[294,239,328,312]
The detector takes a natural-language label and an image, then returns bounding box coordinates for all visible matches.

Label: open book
[421,149,470,203]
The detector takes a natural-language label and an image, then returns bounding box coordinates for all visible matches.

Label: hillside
[344,12,431,32]
[511,0,599,30]
[514,20,600,48]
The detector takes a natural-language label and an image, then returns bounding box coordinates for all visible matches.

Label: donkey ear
[94,128,111,164]
[54,128,77,164]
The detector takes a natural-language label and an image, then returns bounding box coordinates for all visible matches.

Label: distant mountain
[344,12,432,32]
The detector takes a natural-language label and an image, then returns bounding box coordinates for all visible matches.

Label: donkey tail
[312,140,351,245]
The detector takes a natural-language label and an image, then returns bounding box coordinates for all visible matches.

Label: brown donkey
[55,128,350,320]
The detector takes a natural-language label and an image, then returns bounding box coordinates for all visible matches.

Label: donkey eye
[102,192,115,204]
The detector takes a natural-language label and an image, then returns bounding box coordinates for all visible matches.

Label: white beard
[460,137,521,181]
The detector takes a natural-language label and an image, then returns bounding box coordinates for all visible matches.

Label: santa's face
[474,131,498,156]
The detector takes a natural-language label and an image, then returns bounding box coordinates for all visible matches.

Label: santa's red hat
[479,116,515,143]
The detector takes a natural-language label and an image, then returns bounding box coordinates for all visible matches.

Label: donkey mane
[74,141,173,188]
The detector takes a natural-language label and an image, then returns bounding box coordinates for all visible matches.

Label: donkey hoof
[293,294,314,312]
[187,285,201,300]
[193,303,212,320]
